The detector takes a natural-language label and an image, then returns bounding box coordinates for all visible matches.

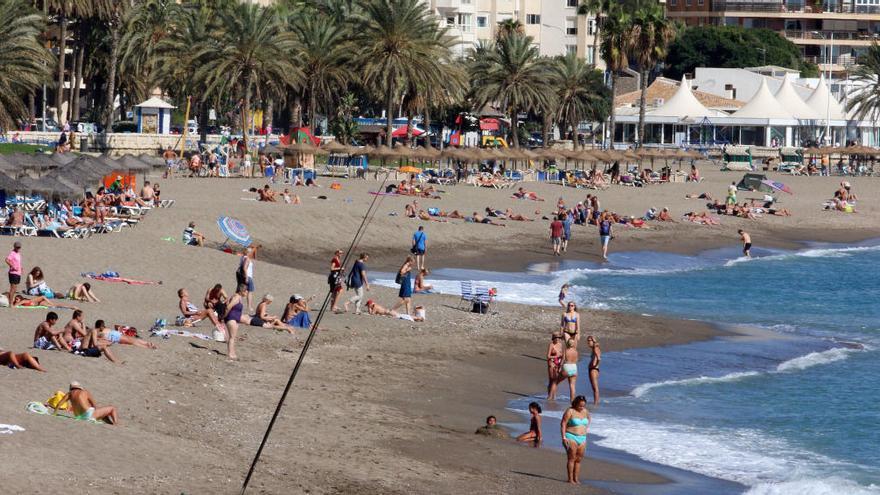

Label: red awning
[391,125,425,138]
[479,118,500,131]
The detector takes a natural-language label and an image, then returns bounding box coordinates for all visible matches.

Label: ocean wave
[776,347,857,372]
[632,346,864,398]
[631,371,761,398]
[593,416,876,489]
[746,478,880,495]
[724,245,880,267]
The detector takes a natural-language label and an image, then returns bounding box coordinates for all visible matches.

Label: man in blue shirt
[562,211,573,253]
[411,226,427,270]
[344,253,370,314]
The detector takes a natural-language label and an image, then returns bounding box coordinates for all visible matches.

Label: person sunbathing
[67,282,100,302]
[178,288,222,329]
[418,210,446,222]
[52,382,119,425]
[0,348,45,371]
[657,208,674,222]
[405,202,418,218]
[95,320,156,350]
[485,207,505,218]
[257,185,277,202]
[683,211,720,225]
[504,208,534,221]
[439,210,464,219]
[282,294,313,329]
[477,175,499,187]
[33,312,69,351]
[12,294,77,309]
[466,212,506,226]
[250,294,293,332]
[366,299,398,317]
[685,192,713,201]
[513,187,544,201]
[766,207,792,216]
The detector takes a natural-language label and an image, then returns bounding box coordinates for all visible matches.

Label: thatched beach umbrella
[114,154,152,172]
[50,153,77,166]
[0,171,22,193]
[138,153,166,168]
[17,175,81,199]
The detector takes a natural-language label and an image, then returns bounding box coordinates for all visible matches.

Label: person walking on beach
[516,401,543,447]
[6,241,22,307]
[561,396,591,484]
[586,336,601,405]
[727,181,737,206]
[560,339,579,400]
[391,256,414,315]
[329,249,344,312]
[344,253,370,315]
[562,211,573,253]
[561,302,580,343]
[547,333,564,400]
[236,246,256,313]
[411,226,427,271]
[550,214,564,256]
[598,212,613,261]
[739,229,752,258]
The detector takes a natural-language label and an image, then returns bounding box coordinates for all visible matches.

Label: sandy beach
[1,166,876,493]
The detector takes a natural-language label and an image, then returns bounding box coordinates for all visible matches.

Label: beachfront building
[665,0,879,76]
[426,0,602,65]
[611,68,876,147]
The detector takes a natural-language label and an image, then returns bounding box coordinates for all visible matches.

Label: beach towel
[288,311,311,329]
[151,329,212,341]
[0,423,25,434]
[82,272,162,285]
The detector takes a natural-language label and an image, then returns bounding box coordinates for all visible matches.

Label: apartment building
[428,0,603,67]
[666,0,880,75]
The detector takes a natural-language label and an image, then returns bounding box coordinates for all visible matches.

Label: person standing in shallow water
[598,212,613,261]
[547,333,564,400]
[739,229,752,258]
[559,339,579,400]
[561,396,591,485]
[411,226,427,271]
[586,336,601,405]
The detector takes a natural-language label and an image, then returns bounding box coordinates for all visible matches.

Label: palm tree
[495,18,524,41]
[290,11,351,130]
[470,33,551,148]
[354,0,452,146]
[629,0,674,147]
[45,0,94,120]
[0,0,53,129]
[847,42,880,127]
[550,53,611,149]
[599,4,631,148]
[578,0,610,67]
[120,0,182,77]
[193,2,302,152]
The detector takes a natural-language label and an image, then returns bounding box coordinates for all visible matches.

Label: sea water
[376,240,880,494]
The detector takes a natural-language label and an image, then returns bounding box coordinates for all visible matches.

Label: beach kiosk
[135,97,175,134]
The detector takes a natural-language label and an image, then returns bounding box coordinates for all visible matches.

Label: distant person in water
[561,396,591,484]
[558,284,569,307]
[516,401,543,447]
[586,336,601,405]
[739,229,751,257]
[547,332,564,400]
[474,415,506,438]
[559,339,579,400]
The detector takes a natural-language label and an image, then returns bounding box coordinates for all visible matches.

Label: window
[566,17,577,35]
[476,16,488,28]
[698,0,704,5]
[566,44,577,55]
[458,13,473,32]
[586,47,594,64]
[567,0,578,6]
[446,16,455,27]
[588,18,597,34]
[670,0,677,5]
[686,0,692,5]
[526,14,541,24]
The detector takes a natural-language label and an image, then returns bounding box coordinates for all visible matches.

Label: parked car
[34,118,60,132]
[71,121,98,134]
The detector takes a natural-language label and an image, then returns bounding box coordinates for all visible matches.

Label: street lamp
[812,30,834,145]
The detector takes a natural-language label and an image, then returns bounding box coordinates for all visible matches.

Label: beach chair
[472,286,491,314]
[458,281,474,309]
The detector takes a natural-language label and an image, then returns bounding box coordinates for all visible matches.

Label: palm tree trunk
[71,41,85,121]
[542,115,551,149]
[637,67,648,148]
[424,106,432,147]
[243,79,251,155]
[308,80,317,130]
[592,23,601,68]
[406,110,414,145]
[510,106,519,148]
[570,114,578,150]
[28,92,35,122]
[56,14,67,122]
[103,15,120,130]
[385,83,394,146]
[608,73,617,148]
[288,93,302,131]
[264,99,273,134]
[199,100,208,143]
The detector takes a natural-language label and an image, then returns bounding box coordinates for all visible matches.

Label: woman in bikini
[0,348,45,371]
[561,302,580,344]
[95,320,157,349]
[204,284,228,320]
[12,294,78,310]
[586,336,601,405]
[560,395,591,485]
[546,332,564,400]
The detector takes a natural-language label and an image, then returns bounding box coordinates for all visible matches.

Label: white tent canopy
[733,78,795,120]
[805,75,846,121]
[648,76,726,119]
[774,77,816,120]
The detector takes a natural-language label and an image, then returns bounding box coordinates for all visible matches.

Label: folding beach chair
[458,281,474,309]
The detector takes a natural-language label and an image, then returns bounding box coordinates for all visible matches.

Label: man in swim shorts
[739,229,752,257]
[6,241,22,308]
[550,214,564,256]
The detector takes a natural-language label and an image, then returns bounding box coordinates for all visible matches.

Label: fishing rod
[240,169,392,495]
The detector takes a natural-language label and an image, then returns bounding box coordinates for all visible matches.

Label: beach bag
[45,391,70,411]
[394,271,403,285]
[471,301,488,314]
[40,287,55,299]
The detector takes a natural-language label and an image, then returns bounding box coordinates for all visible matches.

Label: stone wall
[12,132,228,156]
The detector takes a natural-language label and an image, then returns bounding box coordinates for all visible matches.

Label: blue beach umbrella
[217,216,252,247]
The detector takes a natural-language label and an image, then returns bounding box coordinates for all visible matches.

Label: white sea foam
[631,371,761,398]
[746,478,880,495]
[593,415,876,490]
[724,244,880,267]
[776,347,857,372]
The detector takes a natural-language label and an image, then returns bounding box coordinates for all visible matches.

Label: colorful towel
[151,329,212,341]
[26,401,101,424]
[82,272,162,285]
